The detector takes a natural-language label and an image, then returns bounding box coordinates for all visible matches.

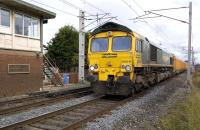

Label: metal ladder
[43,55,64,86]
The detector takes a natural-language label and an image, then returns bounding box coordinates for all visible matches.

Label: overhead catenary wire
[131,0,145,12]
[88,17,118,32]
[123,0,170,43]
[79,0,107,14]
[146,11,188,24]
[29,0,77,17]
[121,0,139,16]
[59,0,115,30]
[59,0,93,15]
[80,14,114,30]
[79,0,135,31]
[147,7,188,12]
[78,0,121,30]
[130,0,191,55]
[123,0,185,55]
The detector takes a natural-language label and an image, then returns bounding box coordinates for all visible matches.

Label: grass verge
[160,71,200,130]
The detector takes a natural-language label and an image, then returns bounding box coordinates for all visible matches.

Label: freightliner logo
[101,53,117,58]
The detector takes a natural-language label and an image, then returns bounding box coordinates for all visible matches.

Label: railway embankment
[160,71,200,130]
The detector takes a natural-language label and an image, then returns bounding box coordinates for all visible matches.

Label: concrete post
[78,10,85,83]
[187,2,192,83]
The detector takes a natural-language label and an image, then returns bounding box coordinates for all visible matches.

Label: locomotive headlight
[125,65,131,71]
[89,66,95,71]
[89,64,98,71]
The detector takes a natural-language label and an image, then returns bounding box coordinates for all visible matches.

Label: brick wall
[0,49,43,97]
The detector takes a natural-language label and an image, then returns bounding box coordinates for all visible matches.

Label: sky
[25,0,200,63]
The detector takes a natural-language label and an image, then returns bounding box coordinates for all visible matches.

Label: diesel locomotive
[86,22,186,96]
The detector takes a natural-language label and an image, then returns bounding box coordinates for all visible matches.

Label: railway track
[1,95,134,130]
[0,77,176,130]
[0,87,92,116]
[0,92,47,106]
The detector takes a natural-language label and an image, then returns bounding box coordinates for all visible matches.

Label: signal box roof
[0,0,56,19]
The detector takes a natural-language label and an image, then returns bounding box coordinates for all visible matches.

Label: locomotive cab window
[112,36,131,51]
[136,40,142,53]
[91,38,108,52]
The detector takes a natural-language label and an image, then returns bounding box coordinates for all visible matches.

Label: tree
[44,25,79,72]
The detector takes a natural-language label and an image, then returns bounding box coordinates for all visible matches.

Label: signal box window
[112,36,131,51]
[0,9,10,27]
[24,16,32,36]
[15,14,23,35]
[15,13,40,38]
[91,38,108,52]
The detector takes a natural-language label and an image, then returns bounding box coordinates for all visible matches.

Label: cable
[80,0,129,26]
[131,0,186,44]
[80,0,133,31]
[148,7,188,12]
[88,17,117,32]
[131,0,145,11]
[121,0,139,16]
[59,0,93,15]
[29,0,77,17]
[59,0,82,10]
[79,0,107,14]
[81,14,108,30]
[124,0,170,43]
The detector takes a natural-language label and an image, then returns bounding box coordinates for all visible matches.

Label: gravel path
[84,73,187,130]
[0,94,98,128]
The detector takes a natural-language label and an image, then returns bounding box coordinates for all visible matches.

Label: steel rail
[64,96,134,130]
[1,96,103,130]
[0,86,91,106]
[0,90,92,116]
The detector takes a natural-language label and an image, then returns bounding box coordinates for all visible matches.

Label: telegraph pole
[79,10,85,83]
[187,2,192,83]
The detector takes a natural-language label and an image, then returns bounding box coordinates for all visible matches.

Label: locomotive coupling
[117,76,131,84]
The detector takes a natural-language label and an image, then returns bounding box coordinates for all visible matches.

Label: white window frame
[0,7,11,28]
[14,12,40,39]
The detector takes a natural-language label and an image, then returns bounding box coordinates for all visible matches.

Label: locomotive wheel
[134,84,142,93]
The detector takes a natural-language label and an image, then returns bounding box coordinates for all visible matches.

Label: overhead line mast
[78,10,85,83]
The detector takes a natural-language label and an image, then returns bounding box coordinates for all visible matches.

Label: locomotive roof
[91,22,173,56]
[91,22,132,35]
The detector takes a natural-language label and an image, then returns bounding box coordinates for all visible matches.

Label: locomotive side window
[136,40,142,53]
[91,38,108,52]
[150,44,157,61]
[112,36,131,51]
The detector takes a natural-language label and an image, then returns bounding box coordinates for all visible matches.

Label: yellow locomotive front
[87,22,136,95]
